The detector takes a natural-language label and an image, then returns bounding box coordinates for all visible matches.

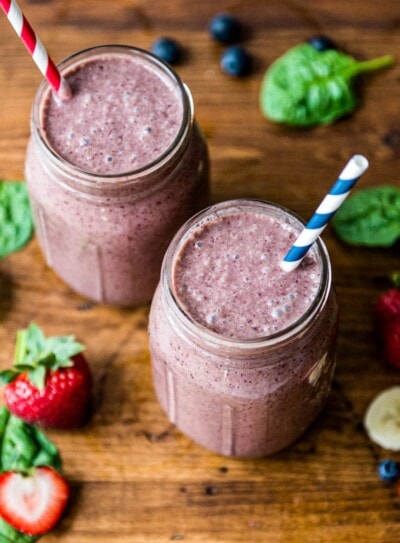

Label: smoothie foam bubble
[173,205,321,340]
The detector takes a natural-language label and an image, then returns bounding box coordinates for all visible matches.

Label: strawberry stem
[13,329,27,366]
[391,272,400,288]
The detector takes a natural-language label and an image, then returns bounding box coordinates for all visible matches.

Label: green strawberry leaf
[25,323,47,356]
[260,43,395,127]
[332,186,400,246]
[46,336,84,364]
[3,323,86,389]
[0,180,33,259]
[13,364,35,372]
[0,370,19,385]
[35,353,56,367]
[49,358,74,371]
[28,366,47,391]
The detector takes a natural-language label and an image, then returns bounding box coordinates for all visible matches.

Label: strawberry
[0,466,69,536]
[0,323,92,429]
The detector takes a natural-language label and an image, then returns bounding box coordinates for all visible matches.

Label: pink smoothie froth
[173,209,321,339]
[42,55,183,174]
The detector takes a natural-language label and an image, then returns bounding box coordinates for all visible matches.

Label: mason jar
[25,45,209,306]
[149,199,339,457]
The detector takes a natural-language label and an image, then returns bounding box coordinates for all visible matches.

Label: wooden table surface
[0,0,400,541]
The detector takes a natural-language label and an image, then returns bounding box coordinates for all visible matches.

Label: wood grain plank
[0,0,399,541]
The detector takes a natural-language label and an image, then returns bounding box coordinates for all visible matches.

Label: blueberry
[220,46,252,77]
[209,13,241,44]
[308,35,337,52]
[151,37,182,65]
[377,459,400,483]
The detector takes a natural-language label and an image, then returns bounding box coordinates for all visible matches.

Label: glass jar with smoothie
[25,45,209,306]
[148,199,339,458]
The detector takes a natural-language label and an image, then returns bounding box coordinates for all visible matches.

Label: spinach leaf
[0,181,33,258]
[0,406,62,473]
[0,517,38,543]
[260,43,395,127]
[332,186,400,246]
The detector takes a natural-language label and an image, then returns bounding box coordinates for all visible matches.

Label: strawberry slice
[0,467,69,536]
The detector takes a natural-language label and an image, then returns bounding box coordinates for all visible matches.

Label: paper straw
[280,154,369,272]
[0,0,71,100]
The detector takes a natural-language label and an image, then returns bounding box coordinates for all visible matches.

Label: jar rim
[30,44,192,183]
[161,199,332,353]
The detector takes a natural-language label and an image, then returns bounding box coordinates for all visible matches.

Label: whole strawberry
[0,323,92,429]
[374,288,400,332]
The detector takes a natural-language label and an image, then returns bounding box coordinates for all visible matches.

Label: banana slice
[364,386,400,450]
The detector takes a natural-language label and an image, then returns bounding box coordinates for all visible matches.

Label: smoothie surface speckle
[173,210,321,340]
[42,55,184,175]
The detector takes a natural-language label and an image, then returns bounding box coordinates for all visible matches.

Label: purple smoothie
[43,55,183,174]
[173,210,321,339]
[149,200,338,457]
[25,46,209,306]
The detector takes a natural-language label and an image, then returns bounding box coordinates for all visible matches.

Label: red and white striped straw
[0,0,71,100]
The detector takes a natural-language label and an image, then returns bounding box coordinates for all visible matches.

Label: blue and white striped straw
[280,154,369,272]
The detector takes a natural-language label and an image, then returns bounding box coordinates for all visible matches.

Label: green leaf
[0,370,19,385]
[0,407,10,472]
[0,181,33,259]
[260,43,395,127]
[30,427,62,472]
[27,366,47,391]
[46,336,84,365]
[4,418,38,472]
[9,323,85,387]
[25,323,46,355]
[332,186,400,246]
[49,358,74,371]
[0,409,62,474]
[35,353,56,367]
[13,364,36,372]
[0,407,10,435]
[0,516,38,543]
